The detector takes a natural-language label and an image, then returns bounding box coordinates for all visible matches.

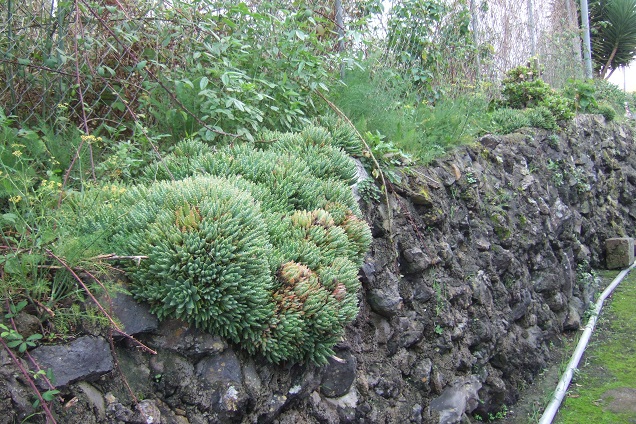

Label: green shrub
[500,63,575,123]
[330,67,418,151]
[488,105,563,134]
[502,79,554,109]
[110,176,275,346]
[330,67,489,164]
[563,79,598,112]
[97,126,371,364]
[412,94,491,163]
[488,108,531,134]
[593,76,635,115]
[141,2,347,144]
[595,102,617,122]
[525,106,558,130]
[539,94,575,121]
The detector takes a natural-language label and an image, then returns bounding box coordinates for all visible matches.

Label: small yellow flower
[9,195,22,204]
[12,150,22,157]
[81,134,101,144]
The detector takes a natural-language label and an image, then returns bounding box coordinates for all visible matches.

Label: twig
[312,89,396,257]
[44,250,157,355]
[107,328,151,423]
[4,300,58,392]
[82,264,151,422]
[72,0,95,181]
[90,254,148,266]
[57,0,93,207]
[0,58,76,77]
[0,338,57,423]
[31,298,56,318]
[408,168,442,189]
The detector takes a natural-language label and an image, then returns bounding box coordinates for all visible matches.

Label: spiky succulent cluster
[105,123,372,364]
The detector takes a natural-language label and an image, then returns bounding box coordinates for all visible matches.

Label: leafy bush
[331,67,490,165]
[331,67,419,149]
[563,79,598,112]
[502,79,554,109]
[413,94,491,162]
[95,125,372,364]
[142,2,350,144]
[488,108,531,134]
[596,102,617,122]
[500,63,575,122]
[525,106,558,130]
[593,78,636,118]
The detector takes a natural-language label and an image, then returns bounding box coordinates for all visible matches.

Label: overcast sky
[608,64,636,92]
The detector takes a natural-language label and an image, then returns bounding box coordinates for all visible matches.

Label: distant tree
[589,0,636,78]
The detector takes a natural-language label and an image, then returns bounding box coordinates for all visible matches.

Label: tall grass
[331,67,491,163]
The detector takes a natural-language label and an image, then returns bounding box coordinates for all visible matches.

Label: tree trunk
[601,43,620,78]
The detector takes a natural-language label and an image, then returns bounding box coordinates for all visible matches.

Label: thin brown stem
[313,89,396,257]
[5,300,57,391]
[0,338,57,423]
[107,329,151,422]
[90,253,148,266]
[44,250,157,355]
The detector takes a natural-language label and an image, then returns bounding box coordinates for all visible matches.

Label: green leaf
[1,213,18,224]
[26,333,43,342]
[4,256,22,275]
[97,66,115,77]
[112,101,126,112]
[36,230,57,246]
[200,77,209,91]
[13,300,28,313]
[42,390,60,402]
[6,340,22,348]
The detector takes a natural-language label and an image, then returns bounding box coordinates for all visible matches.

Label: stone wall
[2,115,635,424]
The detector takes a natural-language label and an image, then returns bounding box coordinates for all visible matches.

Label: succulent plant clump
[102,125,372,364]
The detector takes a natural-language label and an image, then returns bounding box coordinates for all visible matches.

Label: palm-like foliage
[590,0,636,78]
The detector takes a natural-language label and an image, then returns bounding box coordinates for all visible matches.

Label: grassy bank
[556,269,636,423]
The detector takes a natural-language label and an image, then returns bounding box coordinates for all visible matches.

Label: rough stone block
[31,336,113,387]
[606,237,635,269]
[109,291,159,336]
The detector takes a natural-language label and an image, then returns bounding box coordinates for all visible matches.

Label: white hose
[538,261,636,424]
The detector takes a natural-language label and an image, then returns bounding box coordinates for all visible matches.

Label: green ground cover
[556,269,636,423]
